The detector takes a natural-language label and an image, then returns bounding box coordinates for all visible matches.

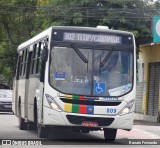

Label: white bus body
[12,26,136,141]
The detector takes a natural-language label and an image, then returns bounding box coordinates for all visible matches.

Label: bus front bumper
[43,106,134,130]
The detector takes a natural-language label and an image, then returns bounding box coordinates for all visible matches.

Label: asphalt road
[0,112,160,148]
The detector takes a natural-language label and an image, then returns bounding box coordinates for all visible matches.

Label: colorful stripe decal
[64,95,72,99]
[62,94,95,114]
[79,105,87,114]
[64,103,72,112]
[63,95,98,100]
[72,104,79,113]
[73,95,80,99]
[64,103,94,114]
[80,96,85,100]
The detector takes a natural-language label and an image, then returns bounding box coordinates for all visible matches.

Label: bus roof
[52,26,133,35]
[17,26,134,51]
[17,27,52,51]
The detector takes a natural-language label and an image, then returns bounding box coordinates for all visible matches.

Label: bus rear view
[13,26,136,141]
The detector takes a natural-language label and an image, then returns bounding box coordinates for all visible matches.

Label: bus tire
[38,124,48,138]
[18,105,27,130]
[103,128,117,142]
[35,101,48,138]
[29,122,36,130]
[28,103,37,130]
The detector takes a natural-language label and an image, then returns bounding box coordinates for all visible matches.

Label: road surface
[0,112,160,147]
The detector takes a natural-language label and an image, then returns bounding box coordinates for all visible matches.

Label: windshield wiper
[100,46,114,67]
[71,44,88,63]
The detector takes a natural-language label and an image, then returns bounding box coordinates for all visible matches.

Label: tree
[48,0,158,45]
[0,0,159,85]
[0,0,37,85]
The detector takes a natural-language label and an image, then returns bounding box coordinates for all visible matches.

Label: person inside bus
[100,54,127,89]
[101,54,119,73]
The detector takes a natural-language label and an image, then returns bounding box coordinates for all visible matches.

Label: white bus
[12,26,136,141]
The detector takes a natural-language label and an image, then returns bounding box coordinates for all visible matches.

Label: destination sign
[63,32,121,44]
[52,29,133,46]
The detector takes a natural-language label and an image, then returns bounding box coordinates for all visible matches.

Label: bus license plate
[82,121,98,127]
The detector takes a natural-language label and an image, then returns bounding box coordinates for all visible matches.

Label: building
[137,43,160,122]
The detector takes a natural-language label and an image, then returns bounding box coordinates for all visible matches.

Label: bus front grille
[60,98,121,106]
[66,115,114,126]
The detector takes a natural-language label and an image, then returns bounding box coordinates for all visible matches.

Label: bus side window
[16,54,21,80]
[36,42,42,74]
[20,49,28,77]
[26,50,32,79]
[36,39,48,75]
[31,44,37,75]
[20,50,24,77]
[30,38,48,76]
[23,49,28,76]
[14,53,18,79]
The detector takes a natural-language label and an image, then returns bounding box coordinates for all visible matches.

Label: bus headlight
[119,100,134,116]
[45,94,63,112]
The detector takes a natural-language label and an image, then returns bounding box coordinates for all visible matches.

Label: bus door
[27,41,45,122]
[24,48,32,120]
[15,48,30,119]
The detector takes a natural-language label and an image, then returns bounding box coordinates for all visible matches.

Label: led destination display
[63,32,121,44]
[52,29,133,46]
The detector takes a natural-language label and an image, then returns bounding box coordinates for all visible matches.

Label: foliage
[0,0,159,85]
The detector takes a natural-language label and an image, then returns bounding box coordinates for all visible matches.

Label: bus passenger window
[16,55,21,80]
[31,44,37,75]
[35,43,40,74]
[30,39,48,76]
[20,50,24,76]
[23,49,28,76]
[38,39,48,74]
[36,42,43,74]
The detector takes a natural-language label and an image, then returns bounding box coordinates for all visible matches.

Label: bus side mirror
[40,48,48,82]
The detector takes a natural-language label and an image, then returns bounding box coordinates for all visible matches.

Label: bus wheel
[103,128,117,142]
[29,122,37,130]
[38,124,48,138]
[18,105,27,130]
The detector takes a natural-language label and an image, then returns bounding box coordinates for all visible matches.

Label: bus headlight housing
[45,94,63,112]
[119,100,134,116]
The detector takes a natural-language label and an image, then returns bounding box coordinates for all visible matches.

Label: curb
[134,120,160,126]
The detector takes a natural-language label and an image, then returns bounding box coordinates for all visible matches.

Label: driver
[106,55,118,72]
[101,54,119,73]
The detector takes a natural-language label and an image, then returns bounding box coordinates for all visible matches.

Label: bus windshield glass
[49,44,133,97]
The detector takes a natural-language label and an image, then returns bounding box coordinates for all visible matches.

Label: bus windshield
[49,44,133,97]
